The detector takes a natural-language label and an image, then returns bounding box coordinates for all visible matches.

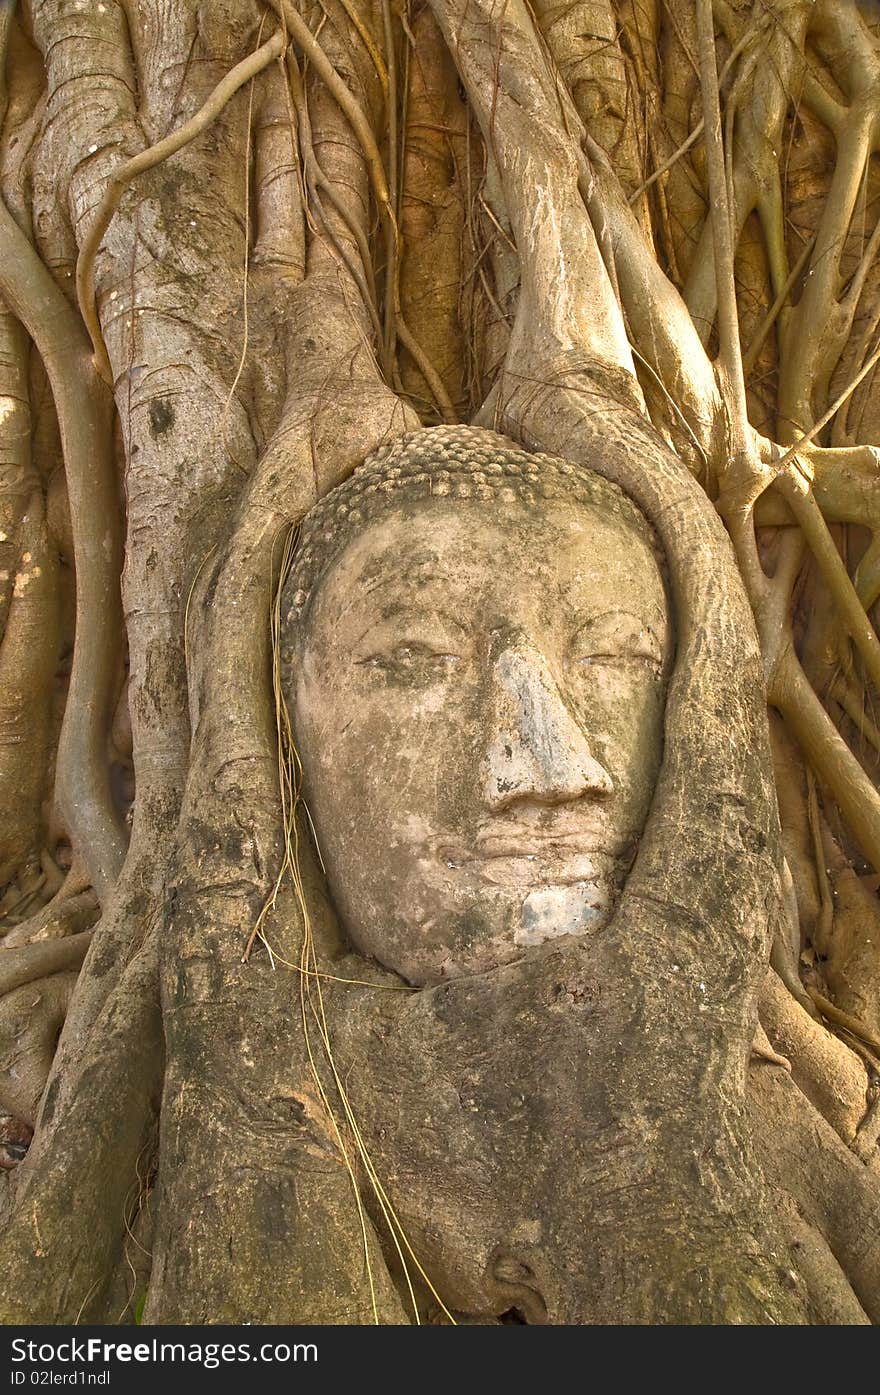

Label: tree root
[0,934,162,1322]
[759,967,872,1150]
[0,0,879,1326]
[0,205,125,901]
[272,0,455,420]
[0,971,78,1126]
[76,29,289,384]
[0,493,59,886]
[0,930,93,1000]
[1,889,99,950]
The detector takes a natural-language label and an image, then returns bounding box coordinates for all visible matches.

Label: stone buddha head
[283,426,672,986]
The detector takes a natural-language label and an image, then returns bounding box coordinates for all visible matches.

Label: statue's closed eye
[362,641,461,672]
[570,611,664,676]
[352,609,468,678]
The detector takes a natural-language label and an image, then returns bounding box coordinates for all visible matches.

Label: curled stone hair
[283,424,664,630]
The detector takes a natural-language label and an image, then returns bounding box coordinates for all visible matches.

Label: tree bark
[0,0,878,1324]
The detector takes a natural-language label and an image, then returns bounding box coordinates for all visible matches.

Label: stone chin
[340,848,621,986]
[517,879,611,948]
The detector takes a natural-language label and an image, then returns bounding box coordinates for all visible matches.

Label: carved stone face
[291,492,671,985]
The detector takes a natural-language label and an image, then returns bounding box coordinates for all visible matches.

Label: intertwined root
[0,0,878,1322]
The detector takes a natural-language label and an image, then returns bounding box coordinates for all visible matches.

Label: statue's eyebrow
[574,607,658,627]
[347,601,471,650]
[570,608,665,649]
[332,559,457,624]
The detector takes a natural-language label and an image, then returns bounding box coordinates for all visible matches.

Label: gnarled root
[0,971,77,1127]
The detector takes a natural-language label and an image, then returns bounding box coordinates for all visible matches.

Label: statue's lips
[474,831,610,855]
[440,827,613,857]
[435,834,616,886]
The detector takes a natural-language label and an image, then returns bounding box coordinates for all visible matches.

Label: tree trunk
[0,0,879,1324]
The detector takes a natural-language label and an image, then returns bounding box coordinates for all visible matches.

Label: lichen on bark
[0,0,878,1324]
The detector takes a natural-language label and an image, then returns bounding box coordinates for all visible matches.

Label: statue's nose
[482,643,613,811]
